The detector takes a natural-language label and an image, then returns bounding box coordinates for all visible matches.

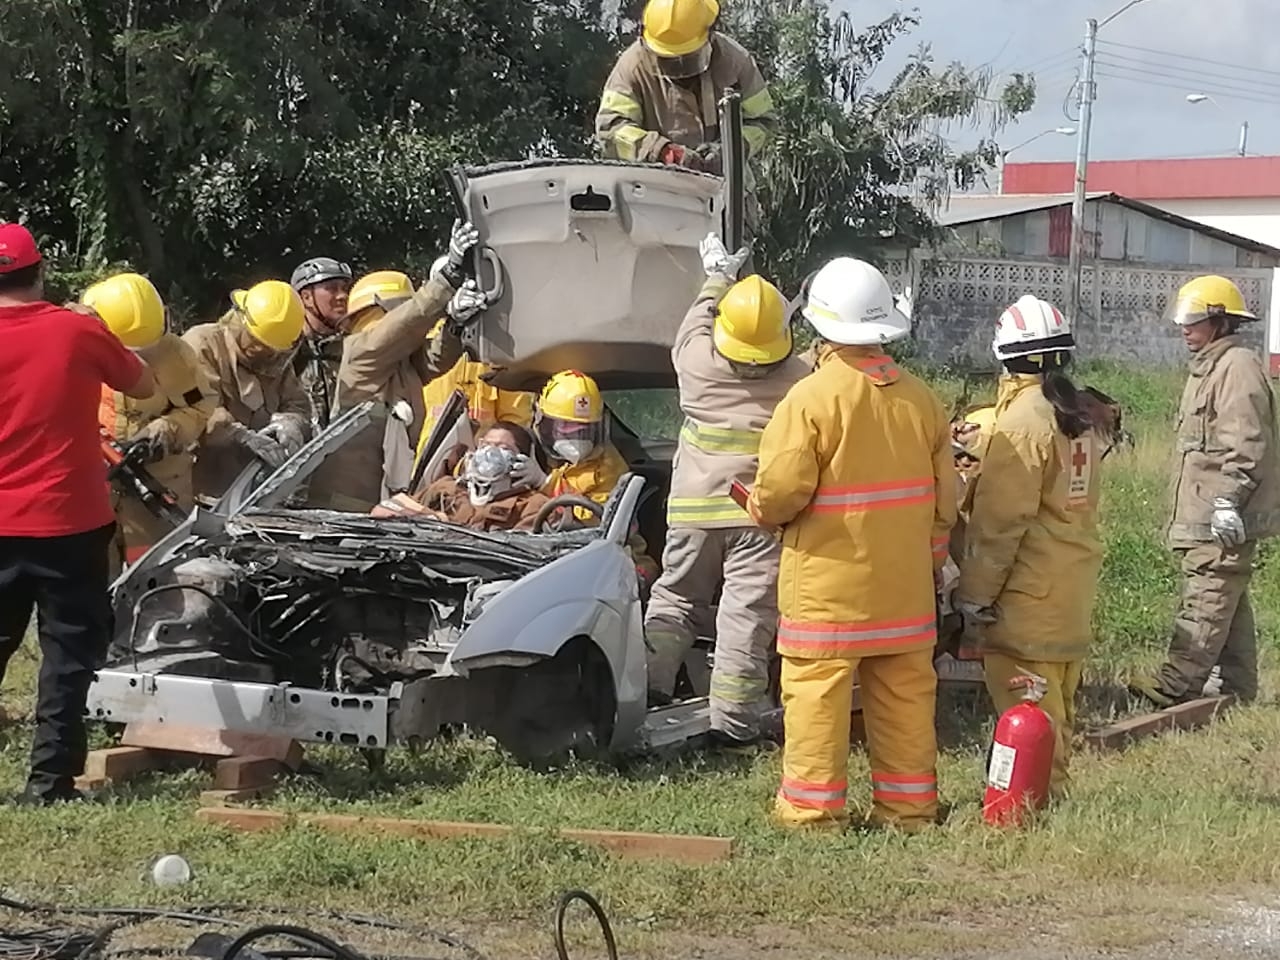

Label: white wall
[1150,198,1280,250]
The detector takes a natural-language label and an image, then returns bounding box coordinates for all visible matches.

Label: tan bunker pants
[644,527,780,740]
[1157,542,1258,702]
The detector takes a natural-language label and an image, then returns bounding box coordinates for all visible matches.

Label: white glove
[699,233,749,281]
[1211,498,1247,548]
[446,280,487,327]
[510,453,549,490]
[895,285,914,321]
[259,413,307,457]
[447,219,480,270]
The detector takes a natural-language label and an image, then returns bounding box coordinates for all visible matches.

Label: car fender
[444,539,647,744]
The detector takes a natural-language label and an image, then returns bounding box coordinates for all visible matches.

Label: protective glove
[694,142,723,175]
[659,142,703,171]
[957,601,998,632]
[699,233,750,282]
[1211,497,1247,548]
[439,219,480,288]
[229,422,288,470]
[122,433,169,466]
[445,280,487,330]
[258,413,308,457]
[895,285,914,321]
[510,453,549,490]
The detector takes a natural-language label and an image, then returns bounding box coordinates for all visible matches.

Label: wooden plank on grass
[76,746,160,789]
[122,723,304,767]
[213,755,286,790]
[196,807,734,865]
[1084,695,1232,751]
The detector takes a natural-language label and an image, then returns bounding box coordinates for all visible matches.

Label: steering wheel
[532,494,605,534]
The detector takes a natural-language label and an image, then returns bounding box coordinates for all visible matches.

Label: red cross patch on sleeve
[1067,437,1092,509]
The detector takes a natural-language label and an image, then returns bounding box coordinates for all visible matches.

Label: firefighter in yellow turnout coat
[956,296,1105,799]
[749,258,955,831]
[86,273,216,576]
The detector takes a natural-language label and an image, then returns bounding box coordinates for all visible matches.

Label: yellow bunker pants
[983,653,1082,799]
[774,648,938,831]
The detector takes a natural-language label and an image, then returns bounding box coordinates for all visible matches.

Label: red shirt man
[0,222,155,805]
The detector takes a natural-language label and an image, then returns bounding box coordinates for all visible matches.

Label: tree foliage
[0,0,1034,314]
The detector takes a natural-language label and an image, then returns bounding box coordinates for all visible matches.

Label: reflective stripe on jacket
[667,276,808,529]
[957,375,1104,662]
[1167,335,1280,547]
[750,344,955,660]
[595,36,776,165]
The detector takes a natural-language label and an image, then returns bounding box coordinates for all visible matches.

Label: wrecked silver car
[86,159,732,761]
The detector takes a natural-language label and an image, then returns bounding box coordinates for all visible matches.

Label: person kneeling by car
[371,422,549,533]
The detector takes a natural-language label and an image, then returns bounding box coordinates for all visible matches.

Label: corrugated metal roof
[936,191,1280,257]
[935,193,1106,225]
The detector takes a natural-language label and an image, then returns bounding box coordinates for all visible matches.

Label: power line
[1097,39,1280,82]
[1095,58,1280,104]
[1096,50,1280,96]
[1094,68,1280,109]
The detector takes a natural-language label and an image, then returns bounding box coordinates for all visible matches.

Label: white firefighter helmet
[801,257,911,346]
[993,295,1075,362]
[463,444,516,507]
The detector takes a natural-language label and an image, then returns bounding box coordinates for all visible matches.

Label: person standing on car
[307,220,487,512]
[0,223,156,805]
[290,257,354,437]
[643,234,808,747]
[747,257,954,832]
[184,279,309,500]
[85,272,216,577]
[595,0,775,237]
[955,296,1105,800]
[1129,276,1280,708]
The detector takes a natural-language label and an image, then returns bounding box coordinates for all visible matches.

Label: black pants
[0,524,115,798]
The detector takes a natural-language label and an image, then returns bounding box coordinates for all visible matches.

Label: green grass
[3,365,1280,958]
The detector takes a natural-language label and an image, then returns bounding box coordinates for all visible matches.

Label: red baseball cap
[0,223,42,275]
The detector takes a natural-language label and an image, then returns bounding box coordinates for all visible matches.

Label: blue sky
[832,0,1280,166]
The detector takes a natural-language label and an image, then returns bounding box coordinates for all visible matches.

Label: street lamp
[1186,93,1249,157]
[1067,0,1158,318]
[997,127,1077,193]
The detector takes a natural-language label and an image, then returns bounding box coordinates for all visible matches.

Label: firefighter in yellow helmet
[307,220,486,511]
[956,296,1106,799]
[644,234,808,746]
[1129,276,1280,709]
[85,272,217,576]
[595,0,776,226]
[748,257,955,831]
[510,370,630,512]
[184,279,309,499]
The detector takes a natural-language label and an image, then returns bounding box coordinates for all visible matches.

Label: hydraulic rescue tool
[718,87,745,255]
[982,673,1055,826]
[100,430,187,527]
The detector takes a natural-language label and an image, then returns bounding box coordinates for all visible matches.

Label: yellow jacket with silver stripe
[595,36,776,169]
[667,275,809,529]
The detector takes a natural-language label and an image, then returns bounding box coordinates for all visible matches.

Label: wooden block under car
[75,746,162,789]
[121,722,304,768]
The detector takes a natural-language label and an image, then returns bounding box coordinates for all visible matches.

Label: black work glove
[123,434,168,466]
[695,142,723,175]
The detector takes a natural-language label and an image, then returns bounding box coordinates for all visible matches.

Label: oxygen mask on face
[463,443,517,507]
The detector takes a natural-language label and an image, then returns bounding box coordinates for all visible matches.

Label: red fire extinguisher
[983,674,1055,827]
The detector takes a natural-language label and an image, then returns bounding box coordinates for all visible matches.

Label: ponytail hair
[1041,368,1092,439]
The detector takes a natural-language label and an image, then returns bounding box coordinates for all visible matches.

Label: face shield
[535,414,604,466]
[463,444,517,507]
[652,43,712,79]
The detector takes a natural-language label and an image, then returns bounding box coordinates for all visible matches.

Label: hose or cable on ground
[219,924,363,960]
[553,891,617,960]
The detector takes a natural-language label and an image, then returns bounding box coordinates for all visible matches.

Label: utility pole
[1066,18,1098,321]
[1239,120,1250,157]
